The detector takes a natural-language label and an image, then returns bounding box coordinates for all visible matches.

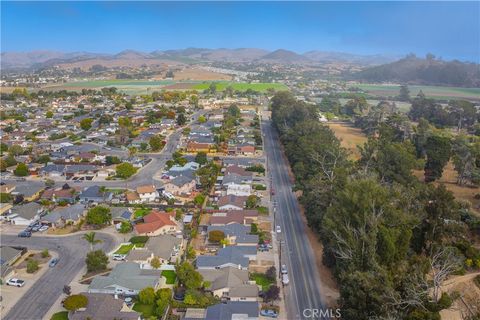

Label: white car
[282,274,289,285]
[281,264,288,274]
[38,225,49,232]
[112,254,126,261]
[276,225,281,233]
[6,278,25,287]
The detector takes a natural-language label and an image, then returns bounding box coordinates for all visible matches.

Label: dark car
[18,231,32,238]
[49,258,59,267]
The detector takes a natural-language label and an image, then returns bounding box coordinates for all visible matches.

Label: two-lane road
[263,119,325,319]
[1,233,117,320]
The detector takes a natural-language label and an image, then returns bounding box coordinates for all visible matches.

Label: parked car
[258,244,269,252]
[281,264,288,274]
[260,309,279,318]
[49,258,59,267]
[6,278,25,287]
[112,254,126,261]
[276,225,281,233]
[31,225,41,232]
[282,274,289,285]
[38,225,49,232]
[18,231,32,238]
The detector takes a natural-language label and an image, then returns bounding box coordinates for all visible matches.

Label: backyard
[161,270,177,285]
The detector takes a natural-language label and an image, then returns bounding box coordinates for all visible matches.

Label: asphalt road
[1,233,117,320]
[262,119,325,319]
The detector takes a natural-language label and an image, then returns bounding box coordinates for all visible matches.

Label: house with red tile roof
[134,210,179,236]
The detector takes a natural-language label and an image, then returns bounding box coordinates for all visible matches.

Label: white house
[226,184,252,197]
[136,185,159,203]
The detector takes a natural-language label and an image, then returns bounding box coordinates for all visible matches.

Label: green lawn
[251,273,274,291]
[192,81,288,92]
[161,270,177,284]
[354,83,480,101]
[115,244,134,254]
[134,208,150,218]
[50,311,68,320]
[132,303,155,318]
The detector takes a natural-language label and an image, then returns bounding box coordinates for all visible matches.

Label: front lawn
[134,208,150,218]
[115,244,134,254]
[251,273,274,291]
[133,303,155,318]
[50,311,68,320]
[257,207,269,215]
[161,270,177,284]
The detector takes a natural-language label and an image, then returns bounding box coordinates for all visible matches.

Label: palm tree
[83,232,102,251]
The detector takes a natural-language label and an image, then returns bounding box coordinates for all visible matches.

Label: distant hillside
[353,56,480,87]
[259,49,310,63]
[304,50,400,65]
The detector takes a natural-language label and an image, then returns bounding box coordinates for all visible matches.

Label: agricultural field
[192,81,288,92]
[353,83,480,101]
[40,79,287,94]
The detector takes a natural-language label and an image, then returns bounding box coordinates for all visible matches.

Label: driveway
[0,233,117,320]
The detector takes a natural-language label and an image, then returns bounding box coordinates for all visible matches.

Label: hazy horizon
[1,2,479,62]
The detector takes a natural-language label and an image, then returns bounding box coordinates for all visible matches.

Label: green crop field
[192,81,288,92]
[354,84,480,101]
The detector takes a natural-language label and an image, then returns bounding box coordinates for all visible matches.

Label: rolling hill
[353,56,480,87]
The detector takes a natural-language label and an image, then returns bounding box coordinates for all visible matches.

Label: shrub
[85,250,108,272]
[63,294,88,311]
[41,249,50,258]
[26,259,39,273]
[208,230,225,243]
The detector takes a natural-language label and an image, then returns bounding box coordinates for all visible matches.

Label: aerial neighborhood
[2,2,480,319]
[0,83,283,320]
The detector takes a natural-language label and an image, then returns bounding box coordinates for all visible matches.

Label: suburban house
[134,211,180,236]
[10,184,44,202]
[0,184,16,194]
[199,267,258,301]
[126,235,184,268]
[126,191,141,204]
[163,176,196,196]
[196,246,257,270]
[209,210,258,226]
[187,141,215,153]
[217,195,247,210]
[204,301,259,320]
[41,204,86,228]
[7,202,44,225]
[169,161,200,172]
[40,184,77,204]
[88,262,161,295]
[79,185,113,203]
[69,293,140,320]
[1,246,25,280]
[207,223,259,246]
[136,185,159,203]
[110,207,133,225]
[226,184,252,197]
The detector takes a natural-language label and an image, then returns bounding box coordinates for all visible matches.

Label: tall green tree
[424,135,451,182]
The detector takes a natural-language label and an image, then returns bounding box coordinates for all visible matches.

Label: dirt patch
[173,68,231,81]
[16,251,51,269]
[414,162,480,216]
[327,121,367,160]
[439,272,480,320]
[162,83,196,90]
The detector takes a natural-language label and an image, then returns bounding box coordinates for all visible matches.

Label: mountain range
[1,48,402,70]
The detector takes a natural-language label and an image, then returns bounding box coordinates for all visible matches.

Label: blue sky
[1,1,479,62]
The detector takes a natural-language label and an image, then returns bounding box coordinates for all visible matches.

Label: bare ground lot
[173,68,231,81]
[327,121,367,160]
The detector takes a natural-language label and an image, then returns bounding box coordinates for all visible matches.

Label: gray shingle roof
[196,246,256,269]
[89,262,160,292]
[205,301,259,320]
